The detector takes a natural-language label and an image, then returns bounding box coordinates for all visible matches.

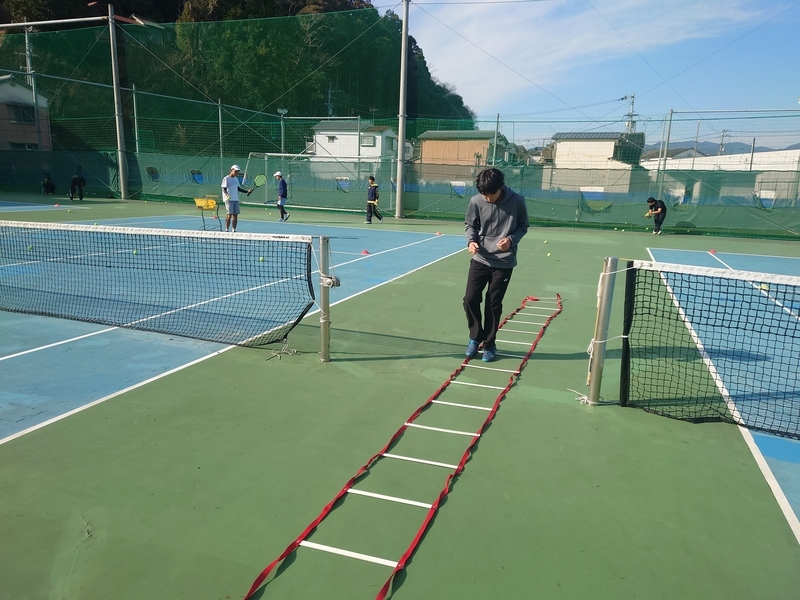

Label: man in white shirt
[221,165,249,232]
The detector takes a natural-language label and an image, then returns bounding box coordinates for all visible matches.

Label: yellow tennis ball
[133,250,138,255]
[544,240,548,244]
[547,252,551,257]
[759,283,769,291]
[259,256,264,262]
[93,222,98,226]
[27,245,33,250]
[67,209,71,213]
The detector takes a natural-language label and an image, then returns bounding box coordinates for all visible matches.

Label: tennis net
[0,221,315,346]
[616,261,800,439]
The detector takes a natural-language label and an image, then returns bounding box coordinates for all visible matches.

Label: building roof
[418,130,508,143]
[552,132,627,141]
[418,129,494,140]
[641,147,706,161]
[312,119,372,132]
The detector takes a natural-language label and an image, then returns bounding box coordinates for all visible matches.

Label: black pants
[653,213,665,232]
[277,200,287,219]
[69,181,83,200]
[463,259,513,347]
[366,203,382,222]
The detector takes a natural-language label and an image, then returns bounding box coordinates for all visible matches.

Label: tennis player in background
[365,175,383,223]
[463,167,528,362]
[221,164,249,233]
[646,196,667,234]
[274,171,290,222]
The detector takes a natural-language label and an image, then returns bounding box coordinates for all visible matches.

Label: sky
[377,0,800,147]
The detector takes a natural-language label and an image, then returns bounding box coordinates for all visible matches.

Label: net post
[619,261,636,407]
[587,257,618,405]
[318,236,340,362]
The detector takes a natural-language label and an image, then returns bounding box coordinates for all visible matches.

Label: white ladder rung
[431,399,492,411]
[299,540,398,568]
[501,328,539,334]
[405,422,478,437]
[383,453,459,469]
[506,320,545,326]
[497,351,526,359]
[464,363,519,374]
[496,339,533,345]
[347,488,432,509]
[450,380,506,390]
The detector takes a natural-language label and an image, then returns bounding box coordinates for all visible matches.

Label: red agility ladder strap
[244,295,563,600]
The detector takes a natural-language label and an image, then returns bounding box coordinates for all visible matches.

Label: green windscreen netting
[0,11,799,237]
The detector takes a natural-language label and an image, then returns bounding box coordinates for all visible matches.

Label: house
[417,130,514,166]
[0,75,52,151]
[549,132,645,169]
[307,119,411,159]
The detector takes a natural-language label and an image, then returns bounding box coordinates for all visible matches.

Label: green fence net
[0,13,799,238]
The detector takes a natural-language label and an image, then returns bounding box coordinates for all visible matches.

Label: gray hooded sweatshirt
[464,186,529,269]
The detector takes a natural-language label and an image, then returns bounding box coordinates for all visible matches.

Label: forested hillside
[0,0,475,122]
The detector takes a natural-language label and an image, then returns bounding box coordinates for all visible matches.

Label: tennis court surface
[1,196,799,599]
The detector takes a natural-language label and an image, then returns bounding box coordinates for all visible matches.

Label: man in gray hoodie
[464,168,528,362]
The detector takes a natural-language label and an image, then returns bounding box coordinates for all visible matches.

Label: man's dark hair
[647,196,656,204]
[476,168,505,195]
[368,176,375,181]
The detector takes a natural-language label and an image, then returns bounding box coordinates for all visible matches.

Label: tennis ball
[67,210,71,213]
[547,252,551,257]
[759,283,769,291]
[27,245,33,250]
[93,222,98,226]
[259,256,264,262]
[544,240,548,244]
[133,250,138,255]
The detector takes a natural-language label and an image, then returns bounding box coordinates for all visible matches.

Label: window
[9,105,35,124]
[360,135,375,147]
[9,142,38,151]
[327,136,337,143]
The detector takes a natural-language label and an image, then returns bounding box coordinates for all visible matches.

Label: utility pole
[394,0,409,219]
[277,108,288,153]
[620,94,637,133]
[719,129,729,155]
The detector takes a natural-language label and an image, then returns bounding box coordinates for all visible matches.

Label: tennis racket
[247,174,268,196]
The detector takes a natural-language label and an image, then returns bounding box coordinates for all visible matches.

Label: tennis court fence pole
[318,235,340,362]
[587,257,618,405]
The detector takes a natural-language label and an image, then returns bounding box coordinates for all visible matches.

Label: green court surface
[1,195,799,599]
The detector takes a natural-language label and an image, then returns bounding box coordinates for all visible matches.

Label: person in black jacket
[646,196,667,234]
[365,176,383,224]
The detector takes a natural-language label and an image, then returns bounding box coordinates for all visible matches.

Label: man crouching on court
[463,168,528,363]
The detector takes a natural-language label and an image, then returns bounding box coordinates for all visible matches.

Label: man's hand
[468,241,480,255]
[497,237,511,251]
[247,188,253,196]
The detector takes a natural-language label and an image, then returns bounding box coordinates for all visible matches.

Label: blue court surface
[0,216,465,443]
[648,247,800,525]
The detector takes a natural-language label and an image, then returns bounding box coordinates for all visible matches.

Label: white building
[0,75,52,151]
[306,119,411,159]
[549,131,645,169]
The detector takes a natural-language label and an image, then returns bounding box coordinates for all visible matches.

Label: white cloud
[406,0,772,116]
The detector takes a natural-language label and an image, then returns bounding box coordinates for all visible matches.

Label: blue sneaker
[482,345,496,362]
[465,339,480,357]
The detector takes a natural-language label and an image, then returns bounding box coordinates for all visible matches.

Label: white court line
[0,327,118,362]
[0,346,233,446]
